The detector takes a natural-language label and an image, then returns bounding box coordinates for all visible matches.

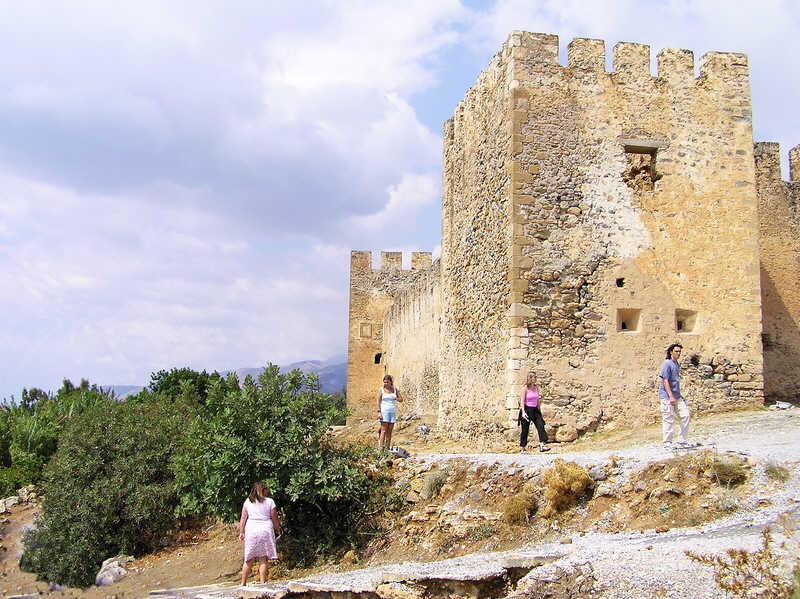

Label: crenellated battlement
[755,142,800,183]
[486,31,751,92]
[350,250,433,273]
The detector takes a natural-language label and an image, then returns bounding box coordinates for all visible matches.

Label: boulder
[555,425,578,443]
[588,466,608,481]
[95,554,134,586]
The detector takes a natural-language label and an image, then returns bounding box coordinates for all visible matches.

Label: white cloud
[346,172,439,235]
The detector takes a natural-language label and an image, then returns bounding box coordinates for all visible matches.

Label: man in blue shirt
[659,343,692,448]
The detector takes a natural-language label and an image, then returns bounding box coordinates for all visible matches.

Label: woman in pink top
[239,481,281,585]
[518,371,550,453]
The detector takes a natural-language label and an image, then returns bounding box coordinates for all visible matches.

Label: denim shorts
[380,400,397,423]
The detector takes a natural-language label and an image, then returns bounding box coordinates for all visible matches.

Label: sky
[1,0,798,400]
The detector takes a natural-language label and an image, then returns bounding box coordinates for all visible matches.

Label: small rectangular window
[675,309,697,333]
[617,308,641,332]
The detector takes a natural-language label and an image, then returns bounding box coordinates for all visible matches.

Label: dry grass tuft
[765,460,791,483]
[712,458,748,487]
[687,527,798,599]
[503,483,539,525]
[541,459,594,518]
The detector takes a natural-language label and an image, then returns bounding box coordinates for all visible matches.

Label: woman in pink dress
[239,481,281,585]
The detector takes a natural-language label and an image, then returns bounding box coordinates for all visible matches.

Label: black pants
[520,405,548,447]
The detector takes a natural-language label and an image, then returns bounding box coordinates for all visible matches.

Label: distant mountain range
[106,358,347,399]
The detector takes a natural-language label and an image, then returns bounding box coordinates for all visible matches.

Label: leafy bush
[420,469,448,500]
[172,365,396,565]
[0,380,111,495]
[541,459,593,518]
[503,483,539,525]
[132,367,238,405]
[20,395,190,587]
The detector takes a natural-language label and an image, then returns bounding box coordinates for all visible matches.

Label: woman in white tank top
[377,374,403,450]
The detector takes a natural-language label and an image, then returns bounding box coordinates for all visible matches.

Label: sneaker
[539,444,550,452]
[676,440,699,449]
[520,447,527,453]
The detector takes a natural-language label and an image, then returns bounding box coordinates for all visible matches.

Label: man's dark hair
[666,343,683,360]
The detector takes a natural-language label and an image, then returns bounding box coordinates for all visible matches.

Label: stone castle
[346,32,800,442]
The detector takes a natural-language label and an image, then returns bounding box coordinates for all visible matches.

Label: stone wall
[382,259,441,422]
[346,251,433,422]
[438,38,515,436]
[755,142,800,403]
[506,32,765,439]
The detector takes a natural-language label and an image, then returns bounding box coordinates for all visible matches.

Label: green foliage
[172,365,393,564]
[420,468,448,500]
[0,380,110,495]
[541,459,594,518]
[20,394,190,587]
[687,527,796,598]
[135,367,236,404]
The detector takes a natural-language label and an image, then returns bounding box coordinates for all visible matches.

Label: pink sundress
[243,497,278,562]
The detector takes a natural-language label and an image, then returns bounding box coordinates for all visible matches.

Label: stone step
[149,551,561,599]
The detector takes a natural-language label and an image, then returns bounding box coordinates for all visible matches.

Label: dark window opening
[622,142,662,193]
[616,278,625,287]
[675,309,697,333]
[374,353,382,364]
[690,355,700,367]
[616,308,641,332]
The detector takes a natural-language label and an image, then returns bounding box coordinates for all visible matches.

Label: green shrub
[420,469,448,500]
[0,380,110,495]
[20,395,189,587]
[503,483,539,525]
[172,365,396,565]
[541,459,593,518]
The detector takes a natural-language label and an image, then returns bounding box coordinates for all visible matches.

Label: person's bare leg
[385,423,394,449]
[258,558,268,583]
[378,423,386,449]
[241,560,252,585]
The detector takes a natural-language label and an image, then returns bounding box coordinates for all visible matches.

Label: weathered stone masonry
[347,31,800,439]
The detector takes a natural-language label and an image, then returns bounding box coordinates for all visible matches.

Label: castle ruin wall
[755,142,800,402]
[346,251,433,422]
[382,258,441,422]
[438,37,515,436]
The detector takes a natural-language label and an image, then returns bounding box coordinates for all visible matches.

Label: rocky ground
[1,407,798,599]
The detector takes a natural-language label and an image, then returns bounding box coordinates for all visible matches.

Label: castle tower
[439,32,765,437]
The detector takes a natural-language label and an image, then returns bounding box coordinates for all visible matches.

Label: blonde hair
[248,481,270,503]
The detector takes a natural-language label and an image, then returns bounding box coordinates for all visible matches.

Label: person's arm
[239,504,248,541]
[395,387,403,402]
[661,366,676,406]
[519,389,529,419]
[271,505,281,538]
[377,391,383,418]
